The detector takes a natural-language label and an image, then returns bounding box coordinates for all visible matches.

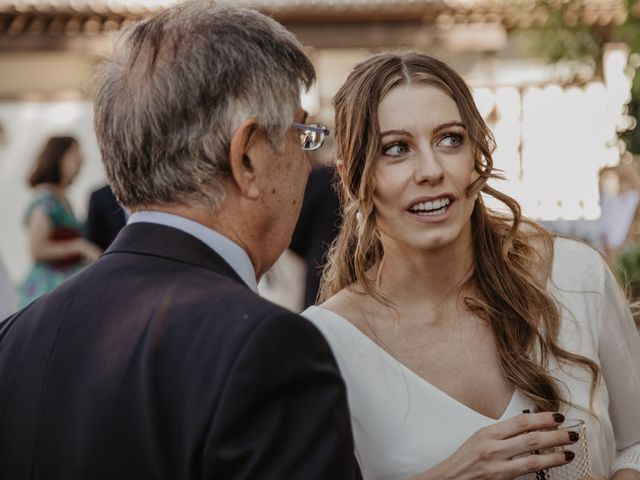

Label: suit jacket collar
[105,222,247,288]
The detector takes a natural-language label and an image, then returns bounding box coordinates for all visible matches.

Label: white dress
[303,238,640,479]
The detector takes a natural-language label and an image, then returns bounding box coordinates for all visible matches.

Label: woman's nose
[414,150,444,185]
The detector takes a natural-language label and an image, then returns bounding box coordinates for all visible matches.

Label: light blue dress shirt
[128,211,258,292]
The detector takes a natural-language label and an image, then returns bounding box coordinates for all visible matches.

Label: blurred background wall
[0,0,639,288]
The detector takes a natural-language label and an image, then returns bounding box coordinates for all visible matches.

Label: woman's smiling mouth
[408,197,452,217]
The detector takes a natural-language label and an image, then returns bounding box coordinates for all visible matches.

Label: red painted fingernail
[553,413,565,423]
[565,451,575,461]
[568,431,579,442]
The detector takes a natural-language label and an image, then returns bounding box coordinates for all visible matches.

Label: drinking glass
[517,418,591,480]
[545,419,591,480]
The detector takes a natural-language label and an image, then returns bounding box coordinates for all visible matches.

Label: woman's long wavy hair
[319,52,599,412]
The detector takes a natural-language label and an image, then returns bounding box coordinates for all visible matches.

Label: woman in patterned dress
[18,136,102,307]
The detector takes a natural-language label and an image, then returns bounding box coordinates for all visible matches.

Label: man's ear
[229,118,261,199]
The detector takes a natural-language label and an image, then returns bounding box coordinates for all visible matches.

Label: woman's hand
[413,412,579,480]
[27,208,102,263]
[74,239,102,262]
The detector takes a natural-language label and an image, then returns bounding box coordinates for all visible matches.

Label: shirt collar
[127,211,258,293]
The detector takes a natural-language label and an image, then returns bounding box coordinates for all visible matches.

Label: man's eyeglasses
[291,123,330,151]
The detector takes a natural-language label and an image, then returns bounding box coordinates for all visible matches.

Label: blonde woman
[303,53,640,479]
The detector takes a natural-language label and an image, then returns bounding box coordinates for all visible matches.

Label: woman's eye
[438,133,463,148]
[383,143,408,156]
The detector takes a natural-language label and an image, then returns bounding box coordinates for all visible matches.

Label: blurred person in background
[17,136,102,308]
[290,134,343,308]
[600,160,640,331]
[304,52,640,480]
[599,161,640,259]
[86,183,127,251]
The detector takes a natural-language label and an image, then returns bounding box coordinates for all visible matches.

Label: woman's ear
[229,119,260,199]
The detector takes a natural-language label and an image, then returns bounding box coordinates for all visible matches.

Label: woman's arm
[597,262,640,477]
[27,208,101,262]
[411,412,578,480]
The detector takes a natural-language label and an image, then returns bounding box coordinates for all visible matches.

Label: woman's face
[60,143,83,186]
[372,83,478,254]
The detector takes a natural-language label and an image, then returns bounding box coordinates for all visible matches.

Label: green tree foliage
[615,0,640,151]
[521,0,640,151]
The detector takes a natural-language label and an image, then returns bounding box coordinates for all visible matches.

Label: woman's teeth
[409,198,451,216]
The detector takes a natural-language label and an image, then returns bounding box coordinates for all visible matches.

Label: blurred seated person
[600,160,640,259]
[86,184,127,251]
[17,136,102,308]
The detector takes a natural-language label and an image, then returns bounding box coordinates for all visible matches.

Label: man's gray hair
[94,0,315,210]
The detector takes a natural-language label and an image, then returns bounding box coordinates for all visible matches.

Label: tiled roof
[0,0,175,15]
[0,0,629,36]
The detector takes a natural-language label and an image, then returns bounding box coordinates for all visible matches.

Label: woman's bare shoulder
[319,288,357,316]
[318,287,371,327]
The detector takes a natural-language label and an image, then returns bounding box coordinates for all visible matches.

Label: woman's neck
[373,236,475,309]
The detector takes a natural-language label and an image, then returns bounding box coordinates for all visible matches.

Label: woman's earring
[356,210,363,223]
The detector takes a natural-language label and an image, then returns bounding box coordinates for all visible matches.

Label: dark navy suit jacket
[0,222,358,479]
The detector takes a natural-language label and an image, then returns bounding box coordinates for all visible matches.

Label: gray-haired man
[0,2,358,478]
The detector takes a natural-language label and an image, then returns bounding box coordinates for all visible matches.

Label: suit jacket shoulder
[0,222,358,480]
